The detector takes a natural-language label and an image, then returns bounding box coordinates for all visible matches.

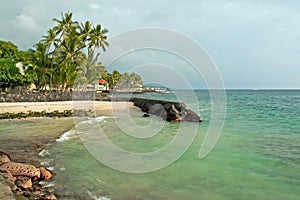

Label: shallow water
[2,90,300,200]
[0,118,74,165]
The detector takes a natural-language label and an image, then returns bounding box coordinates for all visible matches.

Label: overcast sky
[1,0,300,89]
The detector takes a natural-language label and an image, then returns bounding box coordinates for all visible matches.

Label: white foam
[57,116,110,143]
[40,158,54,166]
[78,116,108,125]
[56,130,77,142]
[47,166,54,171]
[39,181,55,188]
[87,190,111,200]
[38,149,51,157]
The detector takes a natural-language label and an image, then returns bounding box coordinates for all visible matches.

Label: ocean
[1,90,300,200]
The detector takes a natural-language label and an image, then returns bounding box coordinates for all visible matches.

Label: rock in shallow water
[40,167,53,181]
[0,162,41,179]
[0,151,56,200]
[15,176,32,189]
[130,98,203,122]
[0,174,15,200]
[0,151,11,164]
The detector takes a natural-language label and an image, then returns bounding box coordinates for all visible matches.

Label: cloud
[12,14,41,32]
[89,4,100,10]
[112,7,133,15]
[0,0,300,88]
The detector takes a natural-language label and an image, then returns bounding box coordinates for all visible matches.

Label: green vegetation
[101,70,143,91]
[0,11,143,92]
[0,41,37,91]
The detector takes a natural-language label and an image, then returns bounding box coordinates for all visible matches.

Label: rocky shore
[0,174,15,200]
[0,91,111,102]
[0,151,55,200]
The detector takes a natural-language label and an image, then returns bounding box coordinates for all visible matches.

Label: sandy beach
[0,101,135,116]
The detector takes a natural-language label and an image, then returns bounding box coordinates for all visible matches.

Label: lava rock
[130,98,202,123]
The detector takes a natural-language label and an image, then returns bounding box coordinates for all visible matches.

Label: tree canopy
[0,11,143,92]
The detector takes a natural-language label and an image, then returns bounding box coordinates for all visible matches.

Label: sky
[1,0,300,89]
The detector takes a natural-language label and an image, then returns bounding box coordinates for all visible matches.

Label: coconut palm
[42,28,57,54]
[52,11,78,40]
[28,42,51,90]
[57,30,86,91]
[76,48,106,91]
[90,24,109,52]
[49,11,79,90]
[41,28,58,88]
[80,21,93,45]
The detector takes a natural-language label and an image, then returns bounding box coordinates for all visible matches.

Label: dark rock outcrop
[130,98,203,122]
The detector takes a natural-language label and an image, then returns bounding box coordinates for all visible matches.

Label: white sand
[0,101,135,116]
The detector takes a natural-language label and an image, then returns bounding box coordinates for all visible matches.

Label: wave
[87,190,111,200]
[56,116,110,143]
[55,130,77,142]
[77,116,108,125]
[38,149,51,157]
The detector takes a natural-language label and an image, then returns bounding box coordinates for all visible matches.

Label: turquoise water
[3,90,300,199]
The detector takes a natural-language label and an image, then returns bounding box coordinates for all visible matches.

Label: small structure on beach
[96,79,109,93]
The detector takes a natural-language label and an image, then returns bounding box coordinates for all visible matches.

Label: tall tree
[28,42,51,90]
[0,41,19,60]
[41,28,57,87]
[57,29,85,91]
[80,21,93,45]
[52,11,78,41]
[50,11,79,89]
[90,24,109,52]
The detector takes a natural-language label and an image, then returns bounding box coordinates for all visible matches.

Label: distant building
[16,62,25,75]
[114,83,143,93]
[97,79,109,92]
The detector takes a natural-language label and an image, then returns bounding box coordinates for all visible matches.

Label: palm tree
[76,48,106,91]
[42,28,57,54]
[111,70,122,90]
[34,12,110,92]
[57,30,86,91]
[52,11,78,40]
[41,28,57,88]
[50,11,79,90]
[90,24,109,52]
[29,42,51,90]
[130,72,143,86]
[80,21,93,45]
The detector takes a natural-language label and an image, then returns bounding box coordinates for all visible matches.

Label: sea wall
[0,92,111,102]
[130,98,203,122]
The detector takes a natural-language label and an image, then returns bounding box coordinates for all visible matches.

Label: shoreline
[0,101,135,116]
[0,101,135,199]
